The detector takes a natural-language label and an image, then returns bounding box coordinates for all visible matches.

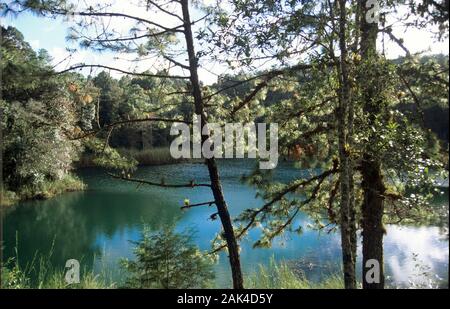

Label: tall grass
[246,259,344,289]
[1,239,114,289]
[2,262,114,289]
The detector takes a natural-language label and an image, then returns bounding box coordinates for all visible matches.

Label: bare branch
[71,11,183,32]
[181,201,216,209]
[54,64,189,79]
[147,0,184,22]
[162,54,190,69]
[78,25,184,44]
[70,116,191,140]
[108,173,212,188]
[381,28,411,57]
[230,77,271,118]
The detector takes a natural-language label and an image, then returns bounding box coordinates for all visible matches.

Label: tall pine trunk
[337,0,357,289]
[359,0,385,289]
[180,0,244,289]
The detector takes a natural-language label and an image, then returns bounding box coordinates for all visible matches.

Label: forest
[0,0,449,290]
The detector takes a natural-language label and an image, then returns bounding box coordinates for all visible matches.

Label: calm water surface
[4,160,449,288]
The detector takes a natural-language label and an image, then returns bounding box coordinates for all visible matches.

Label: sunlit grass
[1,240,113,289]
[246,259,344,289]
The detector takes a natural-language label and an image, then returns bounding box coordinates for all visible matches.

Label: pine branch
[285,124,334,147]
[204,63,318,102]
[211,159,339,253]
[279,96,336,127]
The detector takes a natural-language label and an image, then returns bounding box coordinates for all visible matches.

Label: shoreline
[0,174,86,208]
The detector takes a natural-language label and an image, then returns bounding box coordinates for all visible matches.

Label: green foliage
[121,226,215,289]
[405,0,449,39]
[1,26,95,200]
[2,100,79,187]
[206,0,449,248]
[1,260,113,289]
[0,190,19,207]
[0,26,53,102]
[92,71,124,126]
[91,71,188,150]
[16,174,85,201]
[83,138,138,171]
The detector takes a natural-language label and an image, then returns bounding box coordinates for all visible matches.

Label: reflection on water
[384,225,448,287]
[3,160,449,288]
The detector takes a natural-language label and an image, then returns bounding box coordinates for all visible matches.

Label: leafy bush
[1,26,95,199]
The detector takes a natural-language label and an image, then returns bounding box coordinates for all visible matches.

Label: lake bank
[2,147,192,207]
[3,160,448,288]
[1,251,346,289]
[0,174,85,208]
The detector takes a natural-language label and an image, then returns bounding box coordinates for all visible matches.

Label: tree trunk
[349,0,361,282]
[337,0,356,289]
[361,155,385,289]
[360,0,385,289]
[180,0,244,289]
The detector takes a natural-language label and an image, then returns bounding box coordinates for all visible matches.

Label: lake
[3,160,449,288]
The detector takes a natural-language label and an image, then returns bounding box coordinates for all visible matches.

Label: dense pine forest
[0,0,449,291]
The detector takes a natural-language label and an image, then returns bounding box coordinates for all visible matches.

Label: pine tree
[121,227,215,289]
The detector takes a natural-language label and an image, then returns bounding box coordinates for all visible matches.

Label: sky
[1,0,448,85]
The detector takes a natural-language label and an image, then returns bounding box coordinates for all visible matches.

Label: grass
[0,174,86,207]
[246,259,344,289]
[2,244,345,289]
[1,263,113,289]
[1,241,114,289]
[3,238,444,289]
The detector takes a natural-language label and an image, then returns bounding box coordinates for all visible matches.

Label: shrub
[121,226,215,289]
